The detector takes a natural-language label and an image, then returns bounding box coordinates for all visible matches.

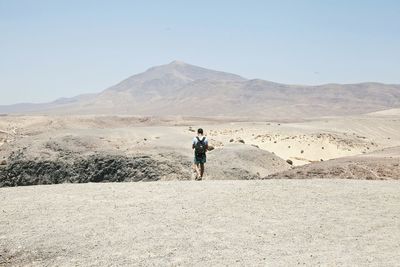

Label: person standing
[192,128,208,180]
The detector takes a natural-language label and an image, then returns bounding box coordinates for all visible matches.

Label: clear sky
[1,0,399,105]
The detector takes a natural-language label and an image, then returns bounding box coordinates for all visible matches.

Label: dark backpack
[195,137,206,155]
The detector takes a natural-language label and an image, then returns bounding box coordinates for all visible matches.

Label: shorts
[194,153,206,164]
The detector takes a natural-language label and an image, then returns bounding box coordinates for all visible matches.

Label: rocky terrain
[0,112,399,187]
[0,115,293,187]
[0,154,192,187]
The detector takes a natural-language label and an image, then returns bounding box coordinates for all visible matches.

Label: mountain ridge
[1,61,400,118]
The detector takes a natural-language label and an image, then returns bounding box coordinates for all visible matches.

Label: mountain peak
[168,60,187,66]
[140,61,246,82]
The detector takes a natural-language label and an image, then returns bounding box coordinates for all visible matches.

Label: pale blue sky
[1,0,399,104]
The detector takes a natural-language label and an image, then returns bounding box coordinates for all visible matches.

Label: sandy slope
[1,114,399,185]
[2,115,399,164]
[197,116,400,165]
[1,180,400,266]
[267,146,400,179]
[368,108,400,116]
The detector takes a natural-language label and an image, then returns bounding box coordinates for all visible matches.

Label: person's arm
[192,138,195,149]
[205,138,209,151]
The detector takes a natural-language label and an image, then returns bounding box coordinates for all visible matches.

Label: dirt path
[1,180,400,266]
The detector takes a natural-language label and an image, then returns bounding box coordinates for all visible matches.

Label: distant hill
[1,60,400,119]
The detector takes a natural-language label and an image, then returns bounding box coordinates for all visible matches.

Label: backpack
[195,137,206,155]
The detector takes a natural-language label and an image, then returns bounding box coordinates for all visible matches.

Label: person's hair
[197,128,203,134]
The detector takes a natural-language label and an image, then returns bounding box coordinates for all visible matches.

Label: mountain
[1,61,400,119]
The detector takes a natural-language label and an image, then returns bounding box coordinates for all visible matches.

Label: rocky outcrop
[0,154,192,187]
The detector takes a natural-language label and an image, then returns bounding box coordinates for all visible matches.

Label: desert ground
[1,113,400,266]
[1,180,400,266]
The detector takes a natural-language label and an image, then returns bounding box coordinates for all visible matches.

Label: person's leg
[200,163,204,178]
[195,163,201,179]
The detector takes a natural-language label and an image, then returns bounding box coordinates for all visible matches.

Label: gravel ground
[1,180,400,266]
